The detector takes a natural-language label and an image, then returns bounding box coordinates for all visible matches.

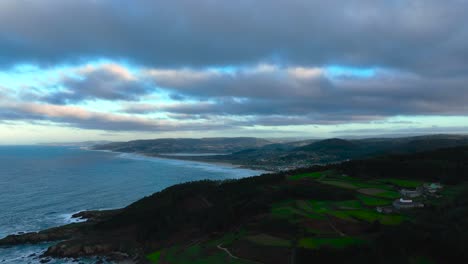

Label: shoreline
[0,146,270,263]
[86,147,271,174]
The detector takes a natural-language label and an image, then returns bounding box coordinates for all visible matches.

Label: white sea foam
[60,212,87,224]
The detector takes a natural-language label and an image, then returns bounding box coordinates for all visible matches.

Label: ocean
[0,146,263,263]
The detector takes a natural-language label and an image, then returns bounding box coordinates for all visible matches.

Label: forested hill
[168,134,468,171]
[93,137,272,154]
[338,146,468,184]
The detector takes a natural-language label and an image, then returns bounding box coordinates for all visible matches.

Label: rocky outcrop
[72,209,122,222]
[0,209,119,247]
[44,241,114,257]
[42,240,148,263]
[0,223,84,246]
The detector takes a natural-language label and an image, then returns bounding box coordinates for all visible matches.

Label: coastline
[85,147,271,174]
[1,146,269,264]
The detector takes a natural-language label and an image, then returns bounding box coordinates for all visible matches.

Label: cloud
[145,64,328,99]
[331,126,468,137]
[0,102,228,132]
[0,0,467,76]
[41,63,153,104]
[4,61,468,130]
[131,65,468,125]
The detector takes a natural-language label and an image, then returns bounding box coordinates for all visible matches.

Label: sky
[1,0,468,144]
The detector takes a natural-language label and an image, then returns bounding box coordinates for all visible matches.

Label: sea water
[0,146,263,263]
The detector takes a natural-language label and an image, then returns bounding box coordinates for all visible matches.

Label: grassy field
[275,171,408,226]
[320,180,357,189]
[357,194,392,206]
[153,235,258,264]
[289,171,324,180]
[357,188,400,199]
[298,237,365,249]
[380,178,422,188]
[330,209,404,225]
[147,251,161,264]
[246,234,292,247]
[272,198,403,226]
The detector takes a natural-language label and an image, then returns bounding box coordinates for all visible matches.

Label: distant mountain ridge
[94,137,272,154]
[297,138,357,152]
[93,134,468,171]
[40,141,112,147]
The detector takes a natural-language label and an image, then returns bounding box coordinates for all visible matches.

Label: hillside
[182,134,468,171]
[94,137,272,154]
[93,135,468,171]
[2,146,468,263]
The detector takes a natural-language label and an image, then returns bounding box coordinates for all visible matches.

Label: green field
[357,194,392,206]
[298,237,365,249]
[147,251,161,264]
[372,190,401,199]
[246,234,292,247]
[289,171,324,180]
[159,235,257,264]
[320,180,358,189]
[271,200,324,219]
[329,210,404,225]
[334,200,363,209]
[381,178,422,188]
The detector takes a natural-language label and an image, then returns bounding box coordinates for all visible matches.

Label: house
[423,183,443,194]
[392,198,424,209]
[400,188,422,198]
[376,206,394,214]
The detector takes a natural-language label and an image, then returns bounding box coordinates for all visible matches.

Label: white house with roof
[392,198,424,209]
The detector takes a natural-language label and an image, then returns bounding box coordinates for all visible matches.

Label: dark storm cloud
[1,0,468,75]
[130,67,468,126]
